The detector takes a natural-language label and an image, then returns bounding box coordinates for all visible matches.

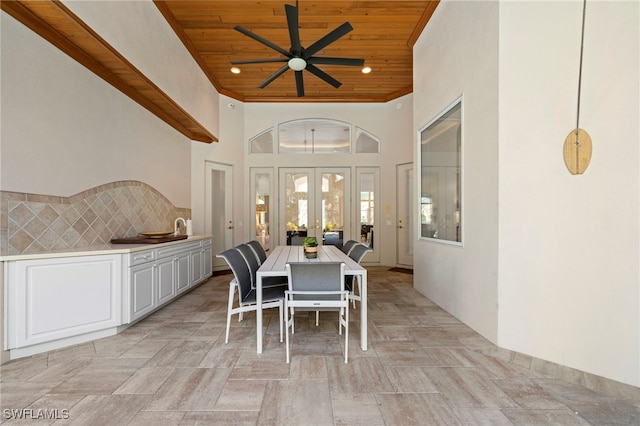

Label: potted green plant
[303,236,318,253]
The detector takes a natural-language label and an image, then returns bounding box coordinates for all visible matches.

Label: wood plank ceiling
[157,1,439,103]
[1,0,439,143]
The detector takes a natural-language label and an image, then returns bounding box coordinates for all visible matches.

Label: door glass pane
[321,172,345,246]
[254,172,271,250]
[359,172,375,248]
[284,173,308,245]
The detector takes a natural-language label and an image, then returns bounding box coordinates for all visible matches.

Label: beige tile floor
[1,266,639,425]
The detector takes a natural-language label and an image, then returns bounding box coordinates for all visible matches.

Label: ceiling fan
[231,1,365,97]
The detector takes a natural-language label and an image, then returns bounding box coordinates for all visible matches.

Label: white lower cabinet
[3,237,212,360]
[5,254,122,352]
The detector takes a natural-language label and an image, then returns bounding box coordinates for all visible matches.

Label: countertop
[0,235,212,262]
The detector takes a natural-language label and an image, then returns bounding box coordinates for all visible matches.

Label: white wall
[191,95,246,241]
[240,97,414,266]
[414,0,639,387]
[413,0,500,342]
[1,0,220,208]
[498,0,639,387]
[62,0,219,135]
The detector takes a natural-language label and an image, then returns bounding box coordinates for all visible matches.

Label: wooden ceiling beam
[2,0,217,143]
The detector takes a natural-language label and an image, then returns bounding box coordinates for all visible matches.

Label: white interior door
[396,163,413,266]
[205,162,233,270]
[279,168,350,246]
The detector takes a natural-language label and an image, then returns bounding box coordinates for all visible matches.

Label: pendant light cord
[575,0,587,136]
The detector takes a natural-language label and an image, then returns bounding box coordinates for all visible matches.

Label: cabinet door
[175,251,191,293]
[202,246,213,278]
[156,256,176,305]
[5,254,122,349]
[191,249,203,286]
[130,262,156,321]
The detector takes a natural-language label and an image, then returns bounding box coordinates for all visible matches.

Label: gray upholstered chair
[217,248,285,344]
[340,239,358,255]
[237,243,288,289]
[246,240,267,264]
[284,262,349,363]
[345,243,371,307]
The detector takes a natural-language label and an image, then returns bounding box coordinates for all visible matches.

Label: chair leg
[344,295,349,363]
[278,300,284,343]
[225,283,236,344]
[315,311,319,326]
[285,299,291,363]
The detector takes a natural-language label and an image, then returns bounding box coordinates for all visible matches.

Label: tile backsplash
[0,181,190,256]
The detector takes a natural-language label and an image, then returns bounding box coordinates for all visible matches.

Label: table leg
[257,274,263,354]
[360,271,367,351]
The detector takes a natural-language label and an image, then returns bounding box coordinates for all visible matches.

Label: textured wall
[1,181,190,256]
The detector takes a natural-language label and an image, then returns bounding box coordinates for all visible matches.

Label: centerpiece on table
[303,236,318,254]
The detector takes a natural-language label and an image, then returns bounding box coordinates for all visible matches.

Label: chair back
[246,240,267,264]
[235,244,260,288]
[286,262,345,298]
[216,249,253,302]
[341,240,358,255]
[348,243,372,263]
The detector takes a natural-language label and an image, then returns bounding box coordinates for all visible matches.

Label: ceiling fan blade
[234,25,292,58]
[307,57,365,67]
[304,22,354,58]
[295,71,305,97]
[284,4,302,56]
[231,58,289,65]
[306,64,341,88]
[259,64,290,89]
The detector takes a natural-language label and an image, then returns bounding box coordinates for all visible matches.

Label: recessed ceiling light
[230,67,241,74]
[361,66,372,74]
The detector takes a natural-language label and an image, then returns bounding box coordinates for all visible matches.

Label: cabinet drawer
[156,241,200,259]
[129,249,156,266]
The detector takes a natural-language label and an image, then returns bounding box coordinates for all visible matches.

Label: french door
[278,168,350,246]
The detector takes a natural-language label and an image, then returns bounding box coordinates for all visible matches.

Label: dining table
[255,244,368,354]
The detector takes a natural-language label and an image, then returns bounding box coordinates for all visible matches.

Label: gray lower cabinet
[127,238,212,322]
[176,250,191,294]
[130,259,156,320]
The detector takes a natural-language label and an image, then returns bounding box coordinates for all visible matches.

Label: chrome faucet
[174,217,186,235]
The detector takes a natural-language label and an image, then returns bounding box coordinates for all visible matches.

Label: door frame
[205,161,233,270]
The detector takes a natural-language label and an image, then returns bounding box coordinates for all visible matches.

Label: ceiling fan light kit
[288,57,307,71]
[230,1,365,97]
